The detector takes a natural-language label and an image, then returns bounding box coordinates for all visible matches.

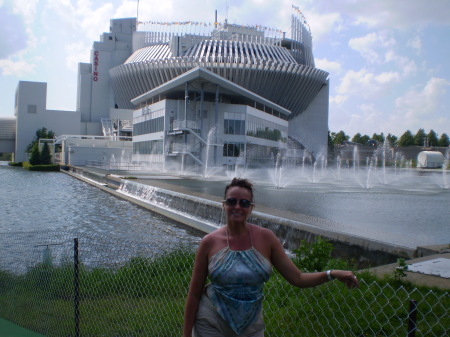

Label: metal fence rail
[0,230,448,337]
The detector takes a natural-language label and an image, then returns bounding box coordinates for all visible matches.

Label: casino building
[10,8,329,172]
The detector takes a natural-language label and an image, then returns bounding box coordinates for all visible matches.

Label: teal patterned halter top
[206,227,272,335]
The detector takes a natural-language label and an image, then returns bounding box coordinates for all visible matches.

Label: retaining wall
[62,166,417,267]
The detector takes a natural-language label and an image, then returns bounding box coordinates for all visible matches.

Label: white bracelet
[326,270,334,281]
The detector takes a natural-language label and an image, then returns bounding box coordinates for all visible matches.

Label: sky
[1,0,449,138]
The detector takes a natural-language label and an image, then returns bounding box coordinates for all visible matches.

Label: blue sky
[1,0,449,139]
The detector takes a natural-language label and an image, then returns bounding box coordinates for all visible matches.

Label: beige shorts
[193,293,265,337]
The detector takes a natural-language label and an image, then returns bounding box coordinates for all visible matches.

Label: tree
[25,127,55,154]
[413,128,427,146]
[386,134,398,147]
[427,130,439,147]
[29,143,41,165]
[327,130,335,153]
[332,130,349,145]
[371,133,385,144]
[40,142,52,165]
[351,133,362,144]
[397,130,415,147]
[352,133,370,145]
[438,133,449,147]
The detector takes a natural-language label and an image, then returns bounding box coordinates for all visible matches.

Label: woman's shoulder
[198,228,227,253]
[248,224,279,247]
[249,223,277,238]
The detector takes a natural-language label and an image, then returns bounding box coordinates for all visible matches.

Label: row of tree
[329,129,450,148]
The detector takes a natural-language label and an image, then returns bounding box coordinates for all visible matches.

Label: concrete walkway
[367,246,450,290]
[0,318,45,337]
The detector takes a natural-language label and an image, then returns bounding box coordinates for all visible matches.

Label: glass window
[27,104,37,114]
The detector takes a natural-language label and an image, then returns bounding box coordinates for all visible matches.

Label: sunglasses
[223,198,254,208]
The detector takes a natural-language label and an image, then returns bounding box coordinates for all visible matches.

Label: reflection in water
[0,165,202,246]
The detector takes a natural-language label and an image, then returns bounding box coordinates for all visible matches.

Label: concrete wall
[288,81,329,157]
[60,137,132,165]
[67,146,132,166]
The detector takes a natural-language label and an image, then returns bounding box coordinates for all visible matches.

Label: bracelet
[326,270,335,281]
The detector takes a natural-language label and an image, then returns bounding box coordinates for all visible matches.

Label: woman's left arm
[268,230,358,289]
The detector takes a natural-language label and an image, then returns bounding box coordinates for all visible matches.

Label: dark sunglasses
[223,198,254,208]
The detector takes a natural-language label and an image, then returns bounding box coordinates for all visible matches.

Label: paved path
[368,250,450,290]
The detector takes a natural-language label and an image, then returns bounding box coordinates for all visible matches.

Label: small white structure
[417,151,444,168]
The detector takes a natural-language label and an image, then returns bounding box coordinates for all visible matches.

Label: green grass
[0,251,448,337]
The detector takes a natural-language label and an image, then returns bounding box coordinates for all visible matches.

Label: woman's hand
[332,270,359,289]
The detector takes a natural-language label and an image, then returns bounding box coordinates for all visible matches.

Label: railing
[0,230,448,337]
[172,119,199,130]
[54,135,133,144]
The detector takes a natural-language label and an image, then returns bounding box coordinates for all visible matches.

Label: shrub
[29,144,41,165]
[40,142,52,165]
[22,162,60,171]
[292,237,354,272]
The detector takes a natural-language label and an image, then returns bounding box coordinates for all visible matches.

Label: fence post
[407,299,417,337]
[74,238,80,337]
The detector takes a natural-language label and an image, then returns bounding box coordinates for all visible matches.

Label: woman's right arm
[183,238,210,337]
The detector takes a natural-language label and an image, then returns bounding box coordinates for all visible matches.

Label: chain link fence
[0,230,448,336]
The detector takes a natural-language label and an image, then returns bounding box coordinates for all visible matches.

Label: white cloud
[348,32,395,64]
[306,12,343,41]
[319,0,450,28]
[113,0,139,19]
[407,35,422,54]
[45,0,113,41]
[337,69,401,98]
[330,95,348,106]
[391,78,450,134]
[384,51,417,77]
[396,78,450,117]
[11,0,39,23]
[65,41,91,70]
[315,58,342,75]
[0,58,35,76]
[374,71,401,84]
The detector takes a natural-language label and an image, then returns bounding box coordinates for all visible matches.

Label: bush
[8,162,23,167]
[292,237,354,272]
[22,162,60,171]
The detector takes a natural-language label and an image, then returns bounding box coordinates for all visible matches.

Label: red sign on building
[93,51,99,81]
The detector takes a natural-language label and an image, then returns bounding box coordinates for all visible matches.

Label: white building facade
[6,9,329,170]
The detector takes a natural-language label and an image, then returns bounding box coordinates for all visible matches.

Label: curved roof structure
[110,14,328,120]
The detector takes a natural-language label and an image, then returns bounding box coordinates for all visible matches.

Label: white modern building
[9,18,136,163]
[3,9,329,172]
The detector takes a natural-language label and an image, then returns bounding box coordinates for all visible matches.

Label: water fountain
[203,125,221,178]
[75,133,449,252]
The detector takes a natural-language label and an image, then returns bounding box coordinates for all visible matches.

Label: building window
[224,112,245,135]
[28,104,37,114]
[133,116,164,136]
[246,114,287,142]
[223,143,244,157]
[133,140,163,155]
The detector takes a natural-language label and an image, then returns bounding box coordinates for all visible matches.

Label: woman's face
[224,186,253,224]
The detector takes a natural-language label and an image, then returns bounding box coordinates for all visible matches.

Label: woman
[183,178,358,337]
